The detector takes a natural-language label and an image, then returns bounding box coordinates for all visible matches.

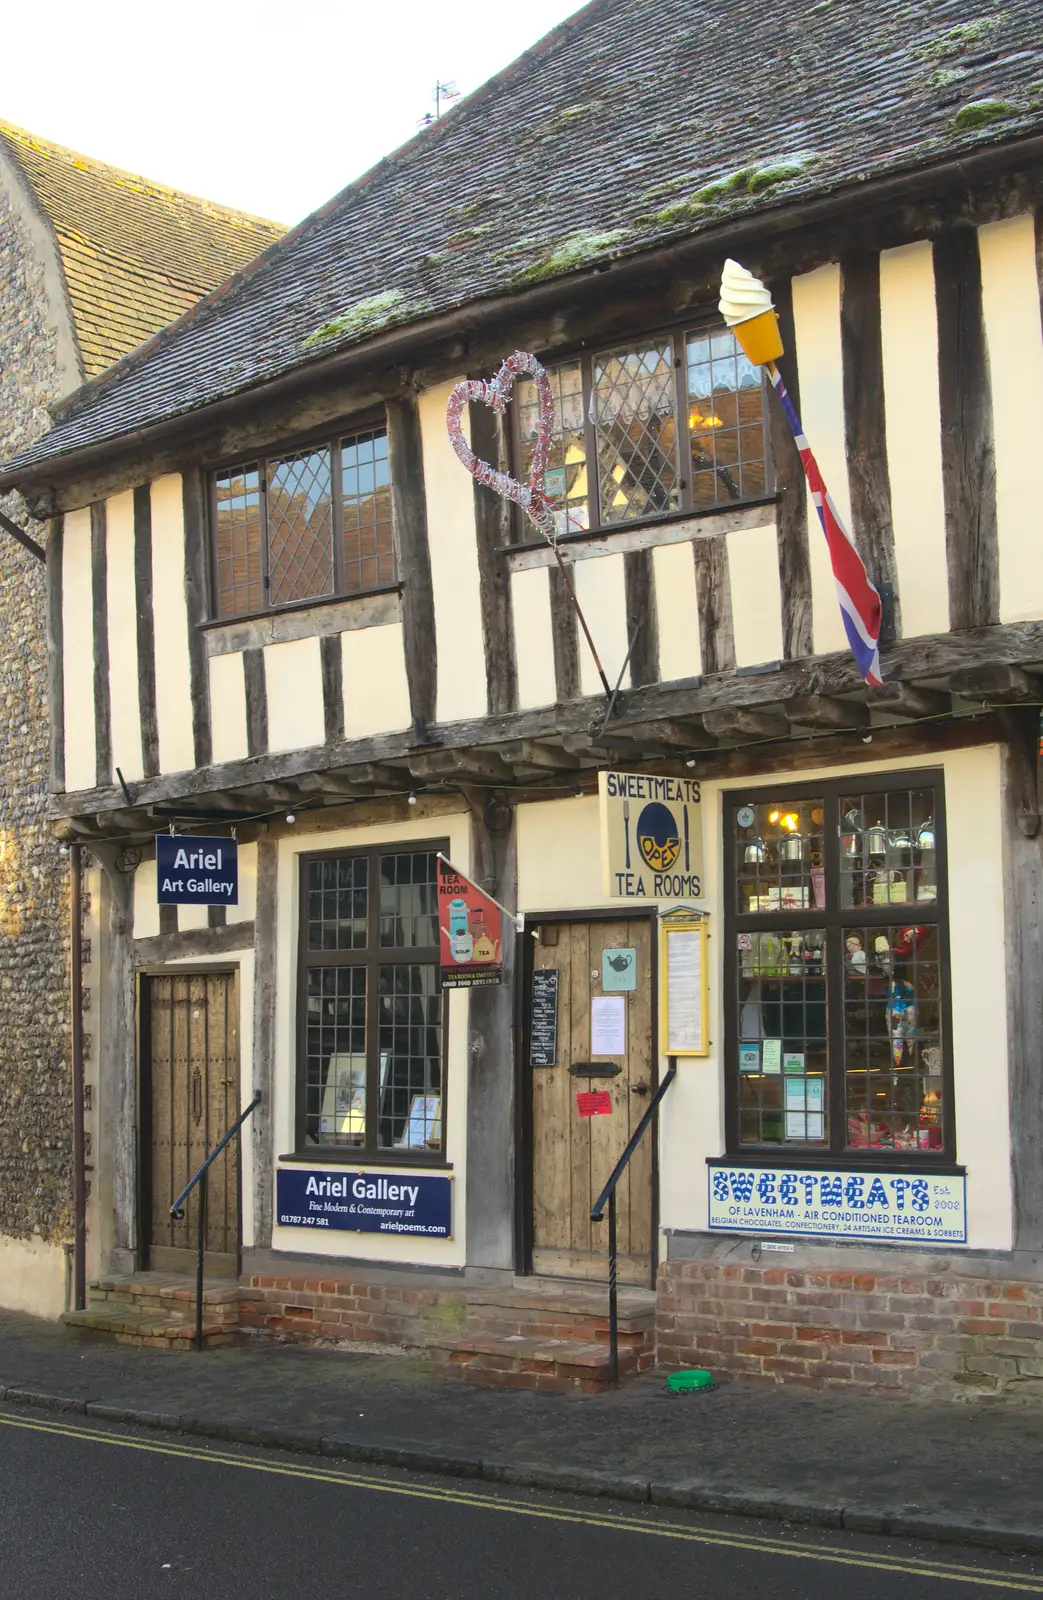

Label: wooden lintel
[135,920,256,965]
[410,750,511,784]
[783,695,861,730]
[606,718,715,749]
[495,740,578,771]
[950,663,1041,704]
[703,706,788,740]
[866,682,951,719]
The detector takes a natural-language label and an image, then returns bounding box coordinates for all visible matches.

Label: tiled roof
[3,0,1042,480]
[0,120,285,378]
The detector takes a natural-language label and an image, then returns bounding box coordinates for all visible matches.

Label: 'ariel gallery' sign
[708,1165,966,1244]
[598,772,703,899]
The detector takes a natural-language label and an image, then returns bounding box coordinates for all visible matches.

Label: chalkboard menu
[529,969,559,1066]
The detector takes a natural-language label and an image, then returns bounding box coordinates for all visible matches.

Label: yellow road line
[0,1408,1039,1592]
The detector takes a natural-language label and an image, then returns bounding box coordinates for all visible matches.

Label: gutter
[4,128,1043,503]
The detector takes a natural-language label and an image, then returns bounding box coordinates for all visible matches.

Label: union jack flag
[768,365,882,687]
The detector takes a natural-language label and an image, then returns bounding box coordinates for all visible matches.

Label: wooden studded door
[528,916,655,1285]
[144,971,240,1275]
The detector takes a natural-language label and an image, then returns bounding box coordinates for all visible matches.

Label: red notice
[576,1090,613,1117]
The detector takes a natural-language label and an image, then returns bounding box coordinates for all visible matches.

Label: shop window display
[727,777,951,1160]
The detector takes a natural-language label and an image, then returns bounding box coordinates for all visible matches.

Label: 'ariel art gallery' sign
[708,1164,967,1244]
[599,772,703,899]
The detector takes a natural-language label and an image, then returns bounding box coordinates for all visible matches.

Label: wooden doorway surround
[519,909,658,1287]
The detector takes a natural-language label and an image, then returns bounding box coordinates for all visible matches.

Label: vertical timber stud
[251,834,278,1248]
[90,502,111,788]
[320,633,345,744]
[468,399,517,715]
[464,794,517,1268]
[243,648,268,758]
[623,549,659,688]
[693,537,736,676]
[181,471,213,767]
[935,227,999,630]
[70,843,86,1310]
[840,250,901,634]
[549,561,580,702]
[47,515,65,792]
[1001,711,1043,1251]
[94,848,136,1270]
[386,396,437,729]
[133,485,160,779]
[769,279,812,659]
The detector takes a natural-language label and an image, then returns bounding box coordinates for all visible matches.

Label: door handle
[630,1081,650,1097]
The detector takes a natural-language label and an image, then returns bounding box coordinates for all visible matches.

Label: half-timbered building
[4,0,1043,1393]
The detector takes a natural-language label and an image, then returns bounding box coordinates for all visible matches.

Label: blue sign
[708,1165,966,1244]
[156,834,238,906]
[277,1168,452,1238]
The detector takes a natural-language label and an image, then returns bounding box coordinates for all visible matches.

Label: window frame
[205,412,398,623]
[508,314,776,546]
[291,839,451,1167]
[721,770,959,1170]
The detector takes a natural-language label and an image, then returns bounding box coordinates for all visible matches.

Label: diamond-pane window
[210,427,397,619]
[593,341,679,525]
[267,448,334,608]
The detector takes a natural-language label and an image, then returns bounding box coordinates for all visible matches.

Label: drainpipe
[69,842,86,1312]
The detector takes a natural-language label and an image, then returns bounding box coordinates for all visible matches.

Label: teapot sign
[437,859,503,989]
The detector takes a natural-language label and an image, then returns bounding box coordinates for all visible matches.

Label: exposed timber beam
[783,694,861,729]
[866,682,952,718]
[950,663,1041,704]
[703,707,789,740]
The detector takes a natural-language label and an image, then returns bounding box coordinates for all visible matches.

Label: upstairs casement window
[513,325,771,541]
[210,426,395,620]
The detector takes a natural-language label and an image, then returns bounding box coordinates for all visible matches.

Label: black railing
[590,1061,677,1385]
[170,1093,261,1351]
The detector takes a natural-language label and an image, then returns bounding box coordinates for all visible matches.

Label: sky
[2,0,584,224]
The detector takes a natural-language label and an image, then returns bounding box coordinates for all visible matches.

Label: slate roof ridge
[44,0,609,424]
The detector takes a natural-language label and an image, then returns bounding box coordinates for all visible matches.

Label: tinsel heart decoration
[445,351,557,540]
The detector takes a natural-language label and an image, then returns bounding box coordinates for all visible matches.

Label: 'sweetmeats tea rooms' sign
[599,772,703,899]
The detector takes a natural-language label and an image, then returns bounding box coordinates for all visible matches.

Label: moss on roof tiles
[0,119,285,377]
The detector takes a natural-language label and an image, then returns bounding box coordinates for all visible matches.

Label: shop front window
[727,776,951,1160]
[297,843,446,1159]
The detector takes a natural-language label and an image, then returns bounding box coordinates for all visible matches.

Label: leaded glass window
[726,776,952,1161]
[298,843,446,1159]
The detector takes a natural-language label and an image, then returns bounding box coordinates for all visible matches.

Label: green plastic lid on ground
[666,1368,715,1392]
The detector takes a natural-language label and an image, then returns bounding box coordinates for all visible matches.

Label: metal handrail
[170,1092,261,1351]
[590,1061,677,1385]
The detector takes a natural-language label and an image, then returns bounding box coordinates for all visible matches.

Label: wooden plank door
[529,916,655,1285]
[145,971,240,1274]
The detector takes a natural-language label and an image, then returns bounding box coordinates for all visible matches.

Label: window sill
[279,1150,453,1171]
[503,494,780,572]
[203,585,402,656]
[708,1153,964,1176]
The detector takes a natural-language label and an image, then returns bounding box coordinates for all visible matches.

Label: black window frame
[508,315,776,547]
[722,770,959,1171]
[291,839,450,1167]
[206,414,398,624]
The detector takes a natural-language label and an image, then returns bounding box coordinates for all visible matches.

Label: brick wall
[657,1260,1043,1398]
[240,1274,465,1346]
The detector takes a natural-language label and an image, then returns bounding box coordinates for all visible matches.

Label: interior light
[781,812,799,832]
[769,810,780,823]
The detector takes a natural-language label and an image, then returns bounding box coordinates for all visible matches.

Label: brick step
[62,1307,236,1350]
[91,1272,240,1308]
[461,1285,655,1346]
[426,1331,653,1393]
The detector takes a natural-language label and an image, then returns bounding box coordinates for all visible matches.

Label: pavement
[5,1407,1043,1600]
[2,1306,1043,1557]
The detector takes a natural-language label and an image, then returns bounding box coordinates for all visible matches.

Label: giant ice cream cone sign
[718,258,784,365]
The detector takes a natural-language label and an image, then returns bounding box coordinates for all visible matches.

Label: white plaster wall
[150,475,196,774]
[518,746,1013,1256]
[264,636,324,754]
[511,566,557,709]
[0,1233,67,1318]
[230,841,258,925]
[62,507,96,793]
[341,624,411,737]
[652,541,700,684]
[574,551,629,696]
[728,521,784,668]
[879,241,950,638]
[133,858,160,939]
[419,381,487,722]
[179,903,210,931]
[270,808,472,1266]
[790,264,852,657]
[105,490,143,782]
[209,652,249,765]
[978,215,1043,625]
